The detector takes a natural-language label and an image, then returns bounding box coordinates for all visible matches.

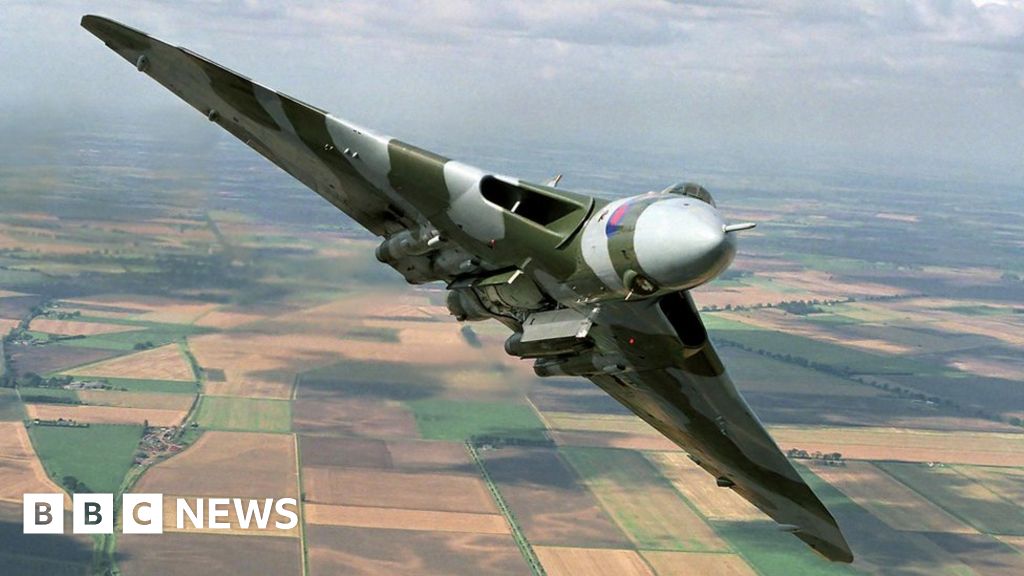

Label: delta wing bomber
[82,15,853,563]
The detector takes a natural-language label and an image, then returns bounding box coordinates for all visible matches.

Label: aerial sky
[3,1,1022,181]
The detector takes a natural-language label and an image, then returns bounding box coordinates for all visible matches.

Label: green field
[711,324,942,377]
[407,399,546,441]
[18,387,79,404]
[562,447,726,551]
[29,423,144,494]
[56,320,209,352]
[95,377,199,394]
[0,389,24,421]
[724,349,878,397]
[878,462,1024,536]
[195,396,291,433]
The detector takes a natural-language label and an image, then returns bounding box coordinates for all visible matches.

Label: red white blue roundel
[605,202,632,237]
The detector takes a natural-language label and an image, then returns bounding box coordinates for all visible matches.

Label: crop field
[306,525,528,576]
[645,452,762,521]
[481,447,631,547]
[298,436,472,472]
[293,396,419,438]
[76,390,195,410]
[28,423,144,494]
[303,467,496,513]
[562,447,729,551]
[117,533,301,576]
[9,344,125,377]
[534,546,653,576]
[65,343,195,382]
[190,331,344,399]
[304,503,509,534]
[769,425,1024,466]
[407,399,546,441]
[0,389,24,421]
[641,551,757,576]
[134,432,297,499]
[543,412,659,436]
[3,120,1024,575]
[551,429,678,451]
[805,461,975,533]
[25,404,187,427]
[951,465,1024,504]
[0,423,67,504]
[877,462,1024,536]
[28,318,142,336]
[196,396,291,433]
[0,502,92,576]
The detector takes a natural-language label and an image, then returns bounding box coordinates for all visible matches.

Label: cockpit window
[661,182,715,207]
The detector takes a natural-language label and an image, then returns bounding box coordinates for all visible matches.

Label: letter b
[23,494,64,534]
[73,494,113,534]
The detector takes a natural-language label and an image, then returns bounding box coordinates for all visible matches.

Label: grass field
[407,399,546,442]
[807,461,975,533]
[58,321,208,352]
[562,447,728,552]
[85,377,199,394]
[195,396,291,433]
[28,423,143,494]
[0,389,23,421]
[878,462,1024,536]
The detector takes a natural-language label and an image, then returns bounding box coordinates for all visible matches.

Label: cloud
[1,1,1021,173]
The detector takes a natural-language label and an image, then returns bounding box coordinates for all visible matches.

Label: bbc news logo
[24,493,298,534]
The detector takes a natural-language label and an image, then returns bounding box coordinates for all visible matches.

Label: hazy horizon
[2,1,1022,187]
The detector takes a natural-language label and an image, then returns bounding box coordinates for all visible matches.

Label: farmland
[0,119,1021,576]
[28,423,144,494]
[195,396,291,433]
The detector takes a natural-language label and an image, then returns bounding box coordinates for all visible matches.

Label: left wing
[538,292,854,562]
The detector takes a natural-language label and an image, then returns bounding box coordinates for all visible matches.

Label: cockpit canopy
[660,182,715,207]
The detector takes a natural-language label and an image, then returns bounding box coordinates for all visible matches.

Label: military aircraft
[82,15,853,563]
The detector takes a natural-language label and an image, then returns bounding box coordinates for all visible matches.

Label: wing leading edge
[582,292,853,562]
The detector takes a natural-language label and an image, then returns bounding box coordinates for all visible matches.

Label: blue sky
[2,1,1022,180]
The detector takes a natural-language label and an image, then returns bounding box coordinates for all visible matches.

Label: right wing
[81,15,418,237]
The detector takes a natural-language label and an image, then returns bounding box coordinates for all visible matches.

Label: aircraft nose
[633,198,736,291]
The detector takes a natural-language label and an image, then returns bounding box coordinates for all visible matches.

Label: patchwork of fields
[1,126,1022,576]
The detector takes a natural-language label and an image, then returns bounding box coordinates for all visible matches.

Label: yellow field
[641,551,757,576]
[77,390,195,410]
[806,461,976,533]
[0,318,20,334]
[716,309,912,355]
[543,412,658,436]
[25,404,187,427]
[0,422,69,506]
[134,432,298,499]
[135,303,219,324]
[551,430,678,451]
[304,503,509,535]
[303,467,497,514]
[534,546,653,576]
[193,309,264,329]
[190,331,343,399]
[66,343,195,382]
[769,426,1024,466]
[646,452,762,521]
[28,318,141,336]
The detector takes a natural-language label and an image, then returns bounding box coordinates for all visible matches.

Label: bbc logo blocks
[24,493,162,535]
